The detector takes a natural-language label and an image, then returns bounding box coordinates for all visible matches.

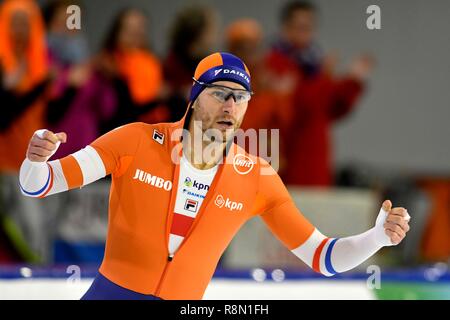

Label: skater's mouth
[215,116,235,129]
[216,120,234,126]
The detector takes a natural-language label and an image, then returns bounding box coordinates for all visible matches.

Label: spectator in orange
[266,1,374,186]
[98,8,167,133]
[0,0,49,172]
[0,0,53,264]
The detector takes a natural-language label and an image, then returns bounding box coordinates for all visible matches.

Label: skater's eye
[210,89,228,101]
[233,92,251,103]
[208,88,251,104]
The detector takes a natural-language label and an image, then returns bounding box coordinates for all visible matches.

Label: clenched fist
[26,129,67,162]
[375,200,411,246]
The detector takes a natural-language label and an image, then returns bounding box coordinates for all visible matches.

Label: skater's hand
[26,129,67,162]
[375,200,411,246]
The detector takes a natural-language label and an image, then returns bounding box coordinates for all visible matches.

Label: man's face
[118,10,148,50]
[283,9,316,49]
[192,81,249,138]
[229,41,262,70]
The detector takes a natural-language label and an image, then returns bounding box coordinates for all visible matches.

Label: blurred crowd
[0,0,374,183]
[0,0,448,267]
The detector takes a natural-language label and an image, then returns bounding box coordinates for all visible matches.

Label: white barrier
[0,278,375,300]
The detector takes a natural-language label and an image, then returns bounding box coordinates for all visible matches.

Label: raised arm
[257,164,410,276]
[19,123,143,198]
[19,129,106,198]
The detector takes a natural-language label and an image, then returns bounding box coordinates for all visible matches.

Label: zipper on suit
[155,253,174,296]
[154,154,225,295]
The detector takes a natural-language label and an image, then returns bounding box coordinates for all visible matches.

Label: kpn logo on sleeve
[214,194,243,212]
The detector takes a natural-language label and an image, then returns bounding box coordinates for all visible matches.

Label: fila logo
[233,154,254,175]
[184,199,198,212]
[153,129,164,145]
[214,194,243,212]
[133,169,172,191]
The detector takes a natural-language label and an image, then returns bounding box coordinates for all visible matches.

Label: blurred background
[0,0,449,299]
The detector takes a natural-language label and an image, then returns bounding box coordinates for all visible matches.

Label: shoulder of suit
[131,121,183,148]
[231,143,259,161]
